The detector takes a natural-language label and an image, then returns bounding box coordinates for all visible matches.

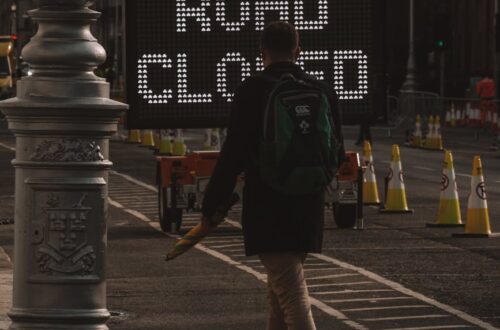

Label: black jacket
[202,62,344,256]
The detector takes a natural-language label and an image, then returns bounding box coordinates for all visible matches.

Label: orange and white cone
[454,156,497,237]
[427,150,463,227]
[412,114,423,148]
[127,129,141,144]
[141,129,155,148]
[362,141,380,205]
[380,145,413,213]
[424,115,435,149]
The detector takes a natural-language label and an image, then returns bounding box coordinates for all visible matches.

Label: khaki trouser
[258,252,316,330]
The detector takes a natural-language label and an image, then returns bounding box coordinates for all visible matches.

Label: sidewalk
[0,247,12,330]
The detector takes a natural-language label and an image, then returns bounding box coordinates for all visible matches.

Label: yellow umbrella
[165,193,240,261]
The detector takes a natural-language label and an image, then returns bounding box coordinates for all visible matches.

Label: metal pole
[0,0,127,329]
[401,0,417,91]
[440,51,445,96]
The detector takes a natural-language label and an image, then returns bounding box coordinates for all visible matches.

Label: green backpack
[258,73,340,195]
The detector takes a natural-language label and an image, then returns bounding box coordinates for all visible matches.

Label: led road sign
[126,0,375,128]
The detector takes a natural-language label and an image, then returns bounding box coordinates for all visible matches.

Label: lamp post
[401,0,417,91]
[0,1,127,329]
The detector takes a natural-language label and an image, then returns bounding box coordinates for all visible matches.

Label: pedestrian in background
[476,72,496,127]
[355,118,373,146]
[201,21,345,329]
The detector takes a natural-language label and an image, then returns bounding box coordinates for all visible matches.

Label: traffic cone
[141,129,155,148]
[433,115,443,151]
[158,130,173,155]
[456,109,463,126]
[127,129,141,144]
[445,109,451,127]
[450,106,456,127]
[412,114,423,148]
[454,156,498,237]
[424,115,435,149]
[427,150,463,227]
[172,129,187,156]
[380,145,413,213]
[210,128,221,151]
[362,141,380,205]
[202,129,212,150]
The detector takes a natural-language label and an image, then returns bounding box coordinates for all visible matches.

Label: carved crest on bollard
[30,139,104,162]
[36,193,96,276]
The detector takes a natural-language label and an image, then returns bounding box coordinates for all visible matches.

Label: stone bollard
[0,1,127,329]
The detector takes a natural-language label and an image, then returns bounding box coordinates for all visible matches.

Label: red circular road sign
[476,182,487,200]
[441,174,449,191]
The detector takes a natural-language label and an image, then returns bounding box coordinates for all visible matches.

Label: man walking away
[201,21,345,330]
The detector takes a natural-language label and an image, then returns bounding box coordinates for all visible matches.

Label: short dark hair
[260,21,299,60]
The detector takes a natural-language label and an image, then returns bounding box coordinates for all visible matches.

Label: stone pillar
[0,1,127,329]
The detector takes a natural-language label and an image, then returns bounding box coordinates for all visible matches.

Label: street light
[401,0,417,91]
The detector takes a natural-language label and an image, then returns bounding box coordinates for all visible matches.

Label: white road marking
[361,314,450,321]
[0,142,15,152]
[110,170,158,192]
[456,173,472,178]
[307,273,360,280]
[413,166,435,171]
[312,253,499,330]
[312,289,393,295]
[109,170,499,330]
[308,282,374,288]
[304,268,342,272]
[203,239,244,244]
[209,243,245,249]
[325,297,414,303]
[341,305,431,312]
[381,325,473,330]
[0,247,12,265]
[108,198,152,223]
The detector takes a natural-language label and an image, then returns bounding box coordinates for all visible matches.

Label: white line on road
[110,170,158,192]
[304,268,342,272]
[413,166,435,171]
[108,170,500,330]
[381,325,473,330]
[0,142,15,152]
[456,173,472,178]
[312,289,393,295]
[341,305,431,312]
[311,253,499,330]
[308,282,374,288]
[325,297,414,303]
[307,273,360,280]
[361,314,450,322]
[209,243,245,249]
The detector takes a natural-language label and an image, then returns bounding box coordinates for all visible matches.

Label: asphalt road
[0,123,499,329]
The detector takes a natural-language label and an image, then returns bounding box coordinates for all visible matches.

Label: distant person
[355,119,373,146]
[201,21,345,329]
[476,73,496,126]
